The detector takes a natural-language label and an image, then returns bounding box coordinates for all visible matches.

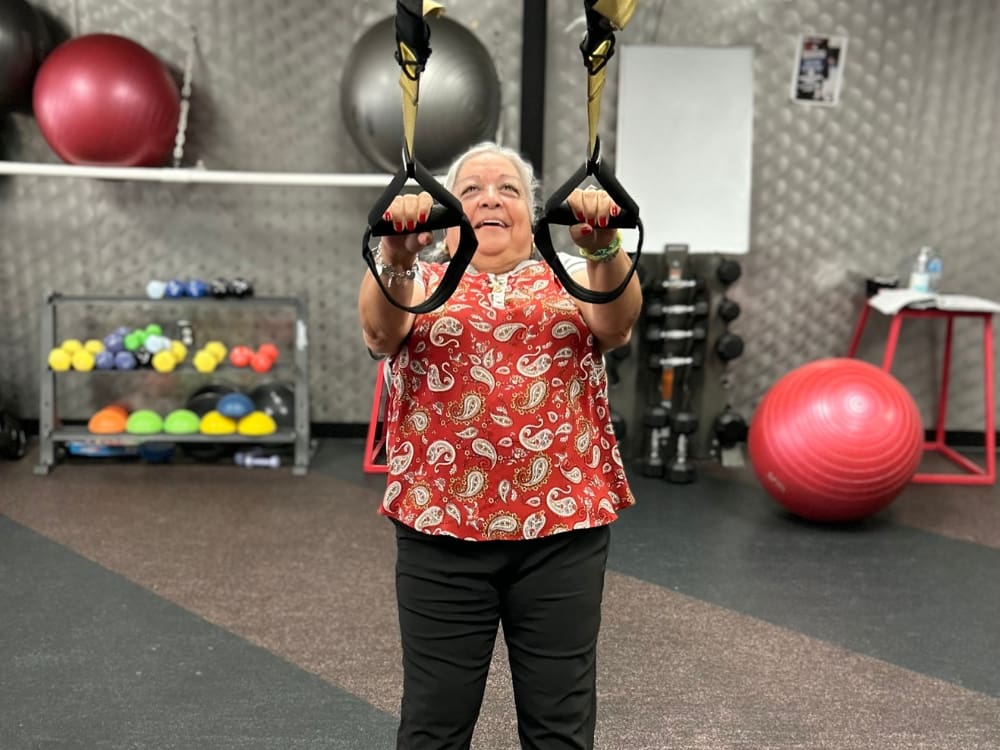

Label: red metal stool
[363,358,389,473]
[847,297,996,485]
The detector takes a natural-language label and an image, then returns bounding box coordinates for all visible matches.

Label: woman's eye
[461,185,479,196]
[502,184,520,194]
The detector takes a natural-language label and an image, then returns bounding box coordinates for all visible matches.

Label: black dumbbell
[175,319,195,348]
[133,346,153,368]
[640,409,670,479]
[716,332,744,361]
[645,299,709,320]
[228,277,255,298]
[646,326,707,342]
[210,278,229,298]
[665,412,697,484]
[643,404,670,428]
[713,409,748,447]
[647,351,705,371]
[672,412,698,436]
[660,276,705,292]
[668,433,696,483]
[716,258,742,286]
[717,297,741,323]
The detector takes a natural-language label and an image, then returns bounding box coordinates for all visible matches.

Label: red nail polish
[580,225,593,235]
[599,216,608,228]
[406,220,416,231]
[394,221,403,232]
[383,211,392,221]
[418,212,427,223]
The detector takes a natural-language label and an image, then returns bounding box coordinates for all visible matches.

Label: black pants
[393,521,611,750]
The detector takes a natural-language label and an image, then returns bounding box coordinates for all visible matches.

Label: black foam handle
[370,204,453,236]
[544,203,638,229]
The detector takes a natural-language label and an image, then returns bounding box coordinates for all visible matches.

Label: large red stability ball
[33,33,180,166]
[748,358,924,522]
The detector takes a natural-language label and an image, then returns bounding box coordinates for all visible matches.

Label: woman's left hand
[566,187,620,251]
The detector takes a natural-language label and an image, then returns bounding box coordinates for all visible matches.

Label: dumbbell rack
[35,293,311,475]
[632,249,747,480]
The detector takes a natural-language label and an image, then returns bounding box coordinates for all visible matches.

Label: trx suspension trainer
[362,0,642,312]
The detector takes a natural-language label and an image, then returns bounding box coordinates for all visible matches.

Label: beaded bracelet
[373,244,419,287]
[578,230,623,263]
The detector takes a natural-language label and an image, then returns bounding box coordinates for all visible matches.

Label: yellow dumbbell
[203,340,227,363]
[193,349,218,373]
[47,347,72,371]
[170,340,188,363]
[71,349,95,371]
[152,350,177,373]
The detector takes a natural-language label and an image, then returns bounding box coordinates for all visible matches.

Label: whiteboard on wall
[616,45,754,254]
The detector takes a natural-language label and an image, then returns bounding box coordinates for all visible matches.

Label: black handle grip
[370,204,454,236]
[544,203,638,229]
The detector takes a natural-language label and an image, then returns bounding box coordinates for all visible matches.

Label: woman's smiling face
[446,152,534,269]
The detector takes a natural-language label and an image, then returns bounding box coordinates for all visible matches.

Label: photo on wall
[791,34,847,106]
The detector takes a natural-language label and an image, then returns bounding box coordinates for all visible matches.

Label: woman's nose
[480,185,500,205]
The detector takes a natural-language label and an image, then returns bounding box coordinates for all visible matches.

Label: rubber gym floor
[1,438,998,749]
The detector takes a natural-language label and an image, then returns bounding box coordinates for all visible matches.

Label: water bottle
[925,248,943,293]
[908,247,932,293]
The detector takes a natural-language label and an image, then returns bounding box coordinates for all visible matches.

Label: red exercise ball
[748,358,924,523]
[33,33,180,166]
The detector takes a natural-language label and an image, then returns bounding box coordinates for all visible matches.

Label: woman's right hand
[379,191,437,259]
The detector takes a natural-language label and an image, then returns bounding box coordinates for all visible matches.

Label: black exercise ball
[340,15,501,173]
[0,0,51,113]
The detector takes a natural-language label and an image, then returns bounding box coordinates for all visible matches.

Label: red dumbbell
[229,345,253,368]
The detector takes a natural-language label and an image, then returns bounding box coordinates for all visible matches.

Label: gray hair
[443,141,539,220]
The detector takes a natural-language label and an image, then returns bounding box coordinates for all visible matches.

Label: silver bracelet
[373,244,418,287]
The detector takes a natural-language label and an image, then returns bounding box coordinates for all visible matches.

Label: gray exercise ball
[341,15,501,173]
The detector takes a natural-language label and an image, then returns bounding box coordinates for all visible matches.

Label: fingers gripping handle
[370,204,452,236]
[532,159,643,304]
[363,159,478,314]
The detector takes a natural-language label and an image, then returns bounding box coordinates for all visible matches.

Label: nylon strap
[363,0,479,315]
[533,0,643,305]
[394,0,443,157]
[580,0,635,157]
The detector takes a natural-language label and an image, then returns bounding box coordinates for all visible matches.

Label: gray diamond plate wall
[544,0,1000,445]
[1,0,999,438]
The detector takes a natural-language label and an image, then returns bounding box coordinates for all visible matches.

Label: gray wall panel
[1,0,997,440]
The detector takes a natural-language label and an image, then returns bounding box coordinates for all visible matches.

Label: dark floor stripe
[0,516,396,750]
[610,470,1000,697]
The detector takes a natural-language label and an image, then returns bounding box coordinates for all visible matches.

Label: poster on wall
[791,34,847,106]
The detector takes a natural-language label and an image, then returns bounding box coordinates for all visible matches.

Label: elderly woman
[358,141,641,750]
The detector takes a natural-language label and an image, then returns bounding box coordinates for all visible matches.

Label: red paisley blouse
[378,254,636,540]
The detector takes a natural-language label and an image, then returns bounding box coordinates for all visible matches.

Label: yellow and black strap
[533,0,643,304]
[362,0,479,314]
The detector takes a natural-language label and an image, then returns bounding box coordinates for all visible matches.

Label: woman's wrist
[578,230,622,264]
[373,243,419,287]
